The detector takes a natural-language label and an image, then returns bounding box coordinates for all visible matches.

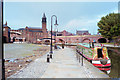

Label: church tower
[42,13,48,38]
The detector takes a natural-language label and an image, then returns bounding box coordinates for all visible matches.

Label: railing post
[77,53,78,60]
[76,52,77,59]
[79,54,80,63]
[81,48,83,66]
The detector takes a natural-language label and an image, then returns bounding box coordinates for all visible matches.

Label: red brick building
[3,22,11,43]
[76,30,91,35]
[48,30,74,37]
[4,13,48,43]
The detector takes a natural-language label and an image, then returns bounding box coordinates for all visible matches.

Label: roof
[56,35,101,38]
[29,30,43,32]
[3,24,10,29]
[18,28,25,30]
[40,38,55,40]
[28,27,42,29]
[76,30,88,32]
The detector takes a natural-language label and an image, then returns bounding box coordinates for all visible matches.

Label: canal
[107,47,120,78]
[75,43,120,78]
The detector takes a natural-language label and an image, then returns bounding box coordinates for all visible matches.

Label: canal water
[107,47,120,78]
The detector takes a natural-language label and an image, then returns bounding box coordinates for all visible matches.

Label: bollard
[47,54,50,63]
[50,54,52,59]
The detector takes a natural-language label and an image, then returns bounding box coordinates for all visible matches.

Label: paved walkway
[9,54,49,78]
[9,47,109,78]
[41,47,109,78]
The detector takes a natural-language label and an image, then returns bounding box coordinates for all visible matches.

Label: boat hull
[92,59,111,71]
[76,44,111,71]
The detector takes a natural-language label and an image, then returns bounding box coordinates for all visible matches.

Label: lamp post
[56,28,58,43]
[50,15,58,59]
[54,25,58,49]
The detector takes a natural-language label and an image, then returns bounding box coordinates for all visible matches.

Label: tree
[97,13,120,43]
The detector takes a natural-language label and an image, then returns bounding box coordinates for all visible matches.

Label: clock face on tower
[42,18,46,23]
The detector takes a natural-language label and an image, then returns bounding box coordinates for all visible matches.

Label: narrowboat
[76,43,111,72]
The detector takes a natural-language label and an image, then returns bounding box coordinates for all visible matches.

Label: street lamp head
[54,19,58,26]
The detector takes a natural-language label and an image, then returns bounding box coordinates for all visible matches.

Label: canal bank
[4,43,49,78]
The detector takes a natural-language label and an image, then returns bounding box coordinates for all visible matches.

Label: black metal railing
[76,47,84,66]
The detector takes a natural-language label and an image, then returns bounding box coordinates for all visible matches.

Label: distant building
[3,22,11,43]
[10,26,45,43]
[76,30,90,35]
[62,30,74,36]
[4,13,48,43]
[48,30,74,37]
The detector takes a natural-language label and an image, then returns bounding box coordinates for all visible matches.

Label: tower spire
[42,13,46,23]
[43,13,46,18]
[42,13,48,38]
[5,21,7,25]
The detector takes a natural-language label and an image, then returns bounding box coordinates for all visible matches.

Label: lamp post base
[47,54,50,63]
[50,51,53,54]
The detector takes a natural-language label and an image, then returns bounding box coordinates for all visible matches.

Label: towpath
[9,47,109,78]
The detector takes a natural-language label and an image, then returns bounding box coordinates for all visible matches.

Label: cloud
[113,9,118,13]
[97,8,118,22]
[60,8,118,34]
[59,17,98,34]
[65,19,95,28]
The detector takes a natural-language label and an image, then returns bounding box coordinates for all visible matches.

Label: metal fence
[76,47,84,66]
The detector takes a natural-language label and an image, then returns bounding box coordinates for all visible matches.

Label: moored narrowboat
[76,43,111,71]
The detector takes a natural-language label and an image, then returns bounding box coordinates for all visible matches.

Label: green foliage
[97,13,120,41]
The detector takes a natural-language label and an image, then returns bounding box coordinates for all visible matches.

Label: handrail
[76,47,84,66]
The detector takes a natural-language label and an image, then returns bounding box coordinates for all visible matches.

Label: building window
[76,39,79,40]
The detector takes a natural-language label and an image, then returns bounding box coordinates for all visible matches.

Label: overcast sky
[4,2,118,34]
